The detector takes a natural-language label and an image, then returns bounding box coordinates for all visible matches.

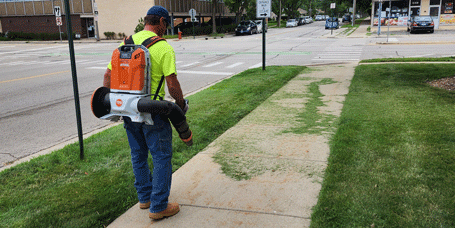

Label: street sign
[56,16,63,26]
[256,0,271,18]
[54,6,61,17]
[189,8,196,21]
[330,3,336,9]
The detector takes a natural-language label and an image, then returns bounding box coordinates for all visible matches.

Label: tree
[225,0,252,23]
[212,0,218,34]
[281,0,303,19]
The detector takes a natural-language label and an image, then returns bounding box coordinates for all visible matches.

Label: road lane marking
[226,62,244,68]
[0,71,70,84]
[178,70,232,76]
[203,62,223,68]
[249,63,262,69]
[181,62,200,67]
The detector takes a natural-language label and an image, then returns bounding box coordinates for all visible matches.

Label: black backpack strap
[124,35,134,44]
[141,36,167,101]
[153,76,165,100]
[141,36,166,48]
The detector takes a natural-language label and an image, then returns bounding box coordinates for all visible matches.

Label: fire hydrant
[178,31,182,40]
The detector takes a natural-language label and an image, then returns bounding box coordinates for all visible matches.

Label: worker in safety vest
[102,5,185,220]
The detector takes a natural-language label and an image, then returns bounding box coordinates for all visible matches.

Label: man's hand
[165,73,185,110]
[103,69,111,88]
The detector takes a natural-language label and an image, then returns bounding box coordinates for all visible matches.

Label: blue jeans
[123,115,173,213]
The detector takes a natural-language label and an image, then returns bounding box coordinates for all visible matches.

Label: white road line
[0,45,67,55]
[86,66,107,70]
[317,53,362,56]
[313,59,359,61]
[203,62,223,68]
[249,63,263,69]
[178,70,232,76]
[44,60,70,65]
[181,62,200,67]
[226,62,244,68]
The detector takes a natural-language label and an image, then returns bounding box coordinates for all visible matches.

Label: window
[411,0,421,6]
[442,0,453,13]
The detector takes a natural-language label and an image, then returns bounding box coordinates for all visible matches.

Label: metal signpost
[54,6,63,41]
[330,3,336,35]
[63,0,84,160]
[257,0,271,71]
[189,8,196,39]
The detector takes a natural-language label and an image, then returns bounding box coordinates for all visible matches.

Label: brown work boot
[149,203,180,220]
[139,201,151,209]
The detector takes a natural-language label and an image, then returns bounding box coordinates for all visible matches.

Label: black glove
[182,99,189,115]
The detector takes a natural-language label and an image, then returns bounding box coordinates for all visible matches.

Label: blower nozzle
[91,87,193,146]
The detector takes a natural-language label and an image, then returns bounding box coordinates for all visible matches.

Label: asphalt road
[1,21,454,168]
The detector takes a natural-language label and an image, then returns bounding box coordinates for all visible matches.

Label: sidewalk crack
[180,203,311,220]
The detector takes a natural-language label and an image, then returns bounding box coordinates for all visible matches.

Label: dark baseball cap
[146,6,171,25]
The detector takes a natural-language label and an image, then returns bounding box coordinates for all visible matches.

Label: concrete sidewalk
[107,63,356,227]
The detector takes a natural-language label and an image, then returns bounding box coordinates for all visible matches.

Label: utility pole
[278,0,282,27]
[352,0,357,27]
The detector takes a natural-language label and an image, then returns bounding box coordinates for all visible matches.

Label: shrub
[103,31,116,39]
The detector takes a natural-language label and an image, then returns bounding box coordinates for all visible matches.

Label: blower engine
[90,41,193,146]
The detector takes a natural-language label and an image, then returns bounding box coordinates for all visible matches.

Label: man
[103,5,185,220]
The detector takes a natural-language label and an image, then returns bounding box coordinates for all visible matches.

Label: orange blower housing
[90,38,193,146]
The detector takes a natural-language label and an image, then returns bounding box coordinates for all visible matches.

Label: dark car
[342,14,351,22]
[407,16,434,33]
[325,17,339,29]
[235,20,258,35]
[298,17,306,26]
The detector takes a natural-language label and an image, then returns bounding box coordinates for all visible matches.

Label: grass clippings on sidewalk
[311,63,455,227]
[0,66,305,228]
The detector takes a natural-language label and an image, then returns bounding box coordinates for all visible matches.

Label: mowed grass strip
[0,66,305,228]
[311,64,455,227]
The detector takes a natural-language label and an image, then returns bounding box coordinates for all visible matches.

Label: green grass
[361,56,455,63]
[311,63,455,227]
[0,66,305,228]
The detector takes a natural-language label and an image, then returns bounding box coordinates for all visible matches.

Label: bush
[103,31,116,39]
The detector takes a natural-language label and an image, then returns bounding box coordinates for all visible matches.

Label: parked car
[235,20,258,35]
[304,16,313,24]
[325,17,339,29]
[342,14,352,22]
[407,16,434,33]
[315,15,324,21]
[286,19,298,27]
[298,17,306,26]
[254,20,268,33]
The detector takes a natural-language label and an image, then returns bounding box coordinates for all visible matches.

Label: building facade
[0,0,234,38]
[371,0,455,29]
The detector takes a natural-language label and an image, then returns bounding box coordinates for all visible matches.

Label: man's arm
[165,73,185,110]
[103,69,111,88]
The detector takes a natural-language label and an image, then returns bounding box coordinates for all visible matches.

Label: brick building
[0,0,234,39]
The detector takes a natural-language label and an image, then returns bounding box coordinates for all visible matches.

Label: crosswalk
[0,58,263,73]
[312,46,363,62]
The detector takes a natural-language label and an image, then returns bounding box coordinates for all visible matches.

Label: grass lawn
[361,56,455,63]
[0,66,305,228]
[311,63,455,227]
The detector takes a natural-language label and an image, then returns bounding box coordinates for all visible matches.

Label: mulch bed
[427,76,455,91]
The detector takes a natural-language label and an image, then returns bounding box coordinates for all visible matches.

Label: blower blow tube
[90,87,193,146]
[136,99,193,146]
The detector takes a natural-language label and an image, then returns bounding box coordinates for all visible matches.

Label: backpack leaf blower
[90,36,193,146]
